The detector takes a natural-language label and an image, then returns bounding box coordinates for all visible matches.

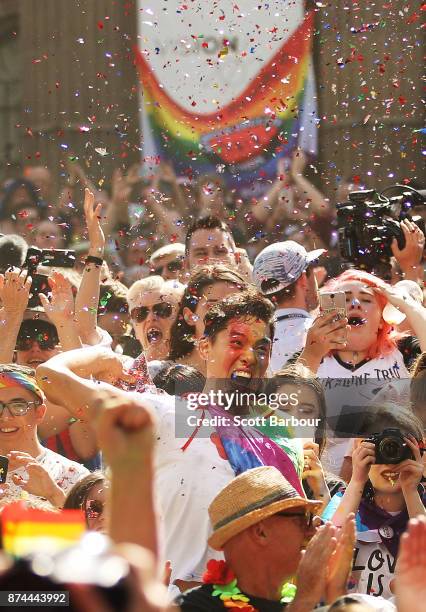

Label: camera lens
[379,437,404,463]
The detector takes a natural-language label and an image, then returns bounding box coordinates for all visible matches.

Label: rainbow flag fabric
[2,502,86,558]
[136,10,315,190]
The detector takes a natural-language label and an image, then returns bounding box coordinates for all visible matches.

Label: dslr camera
[23,246,75,308]
[364,428,413,464]
[337,184,425,275]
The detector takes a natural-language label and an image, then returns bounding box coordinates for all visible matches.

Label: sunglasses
[16,333,58,351]
[276,511,313,529]
[85,499,104,521]
[153,259,183,275]
[130,302,173,323]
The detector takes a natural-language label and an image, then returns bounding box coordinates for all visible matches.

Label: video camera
[23,246,76,308]
[336,185,425,275]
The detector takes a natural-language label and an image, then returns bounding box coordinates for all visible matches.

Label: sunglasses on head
[130,302,173,323]
[85,499,104,520]
[16,332,58,351]
[153,259,183,275]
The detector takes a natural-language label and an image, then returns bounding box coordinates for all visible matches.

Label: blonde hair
[149,243,185,265]
[127,276,184,311]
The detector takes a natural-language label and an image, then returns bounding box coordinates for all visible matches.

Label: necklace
[203,559,296,611]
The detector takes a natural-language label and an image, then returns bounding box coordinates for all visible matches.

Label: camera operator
[336,185,425,284]
[323,404,425,600]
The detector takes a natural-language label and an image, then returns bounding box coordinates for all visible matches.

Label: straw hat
[208,466,322,551]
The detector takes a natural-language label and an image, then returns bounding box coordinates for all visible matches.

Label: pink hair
[323,269,403,359]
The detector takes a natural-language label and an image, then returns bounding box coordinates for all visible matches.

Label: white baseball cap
[253,241,326,295]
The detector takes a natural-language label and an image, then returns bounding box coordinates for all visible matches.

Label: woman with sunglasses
[127,276,184,362]
[15,319,61,368]
[64,471,109,533]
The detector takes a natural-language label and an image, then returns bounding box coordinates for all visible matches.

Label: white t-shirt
[270,308,313,373]
[318,350,410,475]
[141,392,235,584]
[350,534,398,600]
[6,447,89,502]
[317,349,409,382]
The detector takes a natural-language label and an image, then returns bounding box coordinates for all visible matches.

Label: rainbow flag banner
[137,1,317,196]
[2,502,86,558]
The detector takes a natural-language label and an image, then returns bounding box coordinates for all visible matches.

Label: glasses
[85,499,104,521]
[0,400,40,417]
[153,260,183,275]
[16,334,58,351]
[276,511,313,530]
[130,302,173,323]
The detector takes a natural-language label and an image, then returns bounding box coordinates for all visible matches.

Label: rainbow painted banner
[136,2,317,196]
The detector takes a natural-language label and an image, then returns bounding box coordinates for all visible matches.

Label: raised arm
[38,347,158,557]
[297,310,348,373]
[39,271,82,351]
[145,170,185,242]
[374,283,426,351]
[0,269,31,363]
[74,188,105,346]
[330,441,375,527]
[36,346,135,420]
[158,161,188,218]
[391,219,425,286]
[290,149,331,217]
[250,157,289,225]
[88,388,158,557]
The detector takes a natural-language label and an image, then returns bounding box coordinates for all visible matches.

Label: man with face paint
[38,290,303,593]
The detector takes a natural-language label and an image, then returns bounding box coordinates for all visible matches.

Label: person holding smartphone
[298,269,426,477]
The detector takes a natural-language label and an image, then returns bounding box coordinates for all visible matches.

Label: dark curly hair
[203,289,275,342]
[168,264,248,360]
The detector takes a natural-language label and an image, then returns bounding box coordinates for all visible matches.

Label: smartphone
[0,456,9,483]
[319,291,347,343]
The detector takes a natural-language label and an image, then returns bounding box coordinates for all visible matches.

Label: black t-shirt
[176,584,285,612]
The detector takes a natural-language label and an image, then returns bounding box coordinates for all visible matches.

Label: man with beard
[37,290,302,592]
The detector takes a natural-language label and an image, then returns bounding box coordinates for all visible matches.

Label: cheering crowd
[0,158,425,611]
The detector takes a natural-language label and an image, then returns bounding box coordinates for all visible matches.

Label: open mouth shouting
[146,327,163,345]
[230,369,253,387]
[347,315,367,327]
